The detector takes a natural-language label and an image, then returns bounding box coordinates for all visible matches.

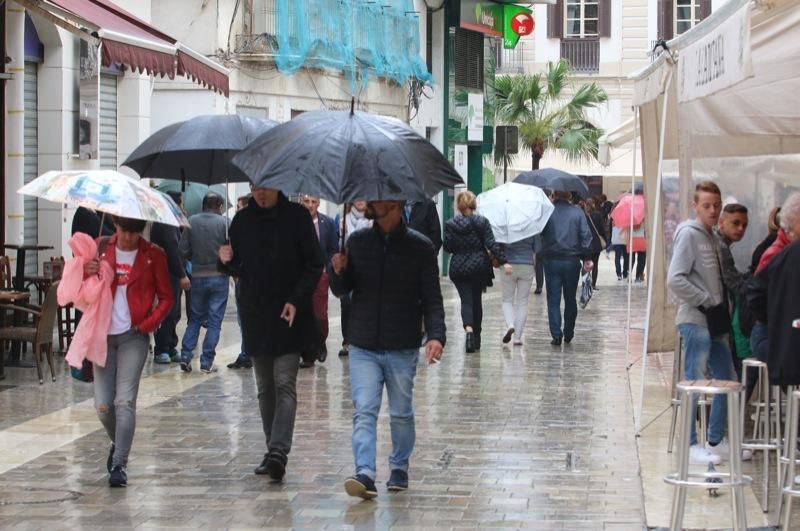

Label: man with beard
[330,200,445,499]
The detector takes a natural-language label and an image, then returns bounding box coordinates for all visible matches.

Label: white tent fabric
[630,0,800,354]
[598,117,635,166]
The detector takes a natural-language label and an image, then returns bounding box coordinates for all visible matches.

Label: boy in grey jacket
[667,181,748,465]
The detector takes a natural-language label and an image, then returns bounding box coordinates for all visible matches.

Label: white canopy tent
[629,0,800,429]
[597,117,636,167]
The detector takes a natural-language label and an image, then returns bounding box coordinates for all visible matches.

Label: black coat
[316,212,339,268]
[150,223,185,279]
[222,194,323,357]
[587,211,607,254]
[758,240,800,385]
[407,199,442,253]
[443,214,504,283]
[329,223,446,351]
[71,207,115,237]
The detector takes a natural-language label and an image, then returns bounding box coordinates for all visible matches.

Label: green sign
[502,5,534,50]
[459,1,534,49]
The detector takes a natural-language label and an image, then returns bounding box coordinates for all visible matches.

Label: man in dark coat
[330,200,445,500]
[218,188,323,482]
[150,191,191,364]
[405,199,442,254]
[72,207,115,238]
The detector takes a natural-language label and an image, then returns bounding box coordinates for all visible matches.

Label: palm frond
[545,59,571,100]
[565,82,608,121]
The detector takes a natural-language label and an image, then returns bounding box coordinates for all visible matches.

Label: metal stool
[778,387,799,529]
[668,337,710,452]
[666,379,751,531]
[740,359,782,512]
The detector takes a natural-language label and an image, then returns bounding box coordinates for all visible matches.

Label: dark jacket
[587,210,607,254]
[150,223,185,279]
[540,200,593,260]
[443,214,504,282]
[316,212,339,268]
[221,194,324,357]
[180,210,229,278]
[407,199,442,253]
[756,240,800,385]
[751,232,778,273]
[71,207,115,237]
[329,223,446,351]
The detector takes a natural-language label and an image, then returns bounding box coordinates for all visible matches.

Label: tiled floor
[0,256,792,529]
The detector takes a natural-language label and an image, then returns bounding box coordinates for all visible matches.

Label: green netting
[273,0,431,90]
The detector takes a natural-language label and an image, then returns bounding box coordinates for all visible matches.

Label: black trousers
[339,294,351,345]
[632,251,646,279]
[154,276,182,356]
[590,253,600,287]
[453,278,484,336]
[535,253,544,291]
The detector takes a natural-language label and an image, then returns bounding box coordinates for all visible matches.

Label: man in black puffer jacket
[330,200,445,500]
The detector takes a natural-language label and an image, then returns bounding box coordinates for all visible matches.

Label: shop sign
[459,1,535,49]
[503,6,534,49]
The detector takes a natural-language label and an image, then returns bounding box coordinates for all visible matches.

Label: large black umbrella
[515,168,590,198]
[122,114,278,185]
[231,109,463,203]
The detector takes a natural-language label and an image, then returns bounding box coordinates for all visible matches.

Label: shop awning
[597,117,635,166]
[19,0,229,96]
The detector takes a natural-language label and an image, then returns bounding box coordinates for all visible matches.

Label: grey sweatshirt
[180,211,230,278]
[667,220,724,327]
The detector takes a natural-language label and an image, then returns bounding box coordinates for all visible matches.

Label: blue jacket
[316,212,339,269]
[502,236,536,265]
[539,200,593,260]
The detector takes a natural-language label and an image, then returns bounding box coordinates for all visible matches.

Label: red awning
[32,0,229,95]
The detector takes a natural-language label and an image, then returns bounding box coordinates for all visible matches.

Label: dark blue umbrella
[231,108,463,203]
[123,114,278,185]
[515,168,590,198]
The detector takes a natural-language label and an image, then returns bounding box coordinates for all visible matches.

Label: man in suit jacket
[405,199,442,254]
[300,195,339,368]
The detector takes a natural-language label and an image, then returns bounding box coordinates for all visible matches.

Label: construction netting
[272,0,431,89]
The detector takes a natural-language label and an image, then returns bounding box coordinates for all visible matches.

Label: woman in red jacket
[84,216,173,487]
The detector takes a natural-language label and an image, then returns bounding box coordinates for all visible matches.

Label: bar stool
[778,387,799,529]
[665,379,751,531]
[667,337,710,452]
[740,359,782,512]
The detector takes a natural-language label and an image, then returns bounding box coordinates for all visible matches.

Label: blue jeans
[543,258,581,340]
[349,346,419,480]
[678,323,737,445]
[749,322,769,363]
[613,244,629,278]
[234,282,249,363]
[181,276,229,368]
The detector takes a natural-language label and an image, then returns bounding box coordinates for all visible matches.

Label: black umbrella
[515,168,590,198]
[122,114,278,185]
[230,108,463,204]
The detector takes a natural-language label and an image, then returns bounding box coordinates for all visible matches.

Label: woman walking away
[83,216,173,487]
[585,199,607,289]
[443,191,505,352]
[611,224,629,280]
[499,236,536,345]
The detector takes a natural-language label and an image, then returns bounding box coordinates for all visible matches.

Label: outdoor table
[3,244,54,291]
[0,290,34,370]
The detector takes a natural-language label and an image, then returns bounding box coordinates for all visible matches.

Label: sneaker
[109,465,127,487]
[106,443,115,473]
[338,346,349,357]
[344,473,378,500]
[689,444,722,465]
[179,361,192,373]
[502,327,514,344]
[154,353,171,364]
[513,339,523,346]
[200,365,218,374]
[706,440,753,461]
[169,353,182,363]
[386,469,408,491]
[550,337,562,346]
[617,275,623,281]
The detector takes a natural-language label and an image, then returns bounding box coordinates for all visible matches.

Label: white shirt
[108,247,138,335]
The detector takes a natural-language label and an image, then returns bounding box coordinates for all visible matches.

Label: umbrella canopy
[231,110,463,203]
[610,193,646,228]
[156,180,227,217]
[476,182,554,244]
[122,114,278,185]
[19,170,189,227]
[515,168,590,198]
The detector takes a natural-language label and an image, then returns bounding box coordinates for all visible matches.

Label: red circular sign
[511,13,535,36]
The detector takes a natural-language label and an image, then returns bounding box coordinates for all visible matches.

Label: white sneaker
[690,444,722,465]
[705,440,753,461]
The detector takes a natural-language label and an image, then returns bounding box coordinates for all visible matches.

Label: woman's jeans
[452,277,484,337]
[349,346,418,480]
[93,329,150,468]
[252,353,300,455]
[678,323,737,445]
[500,264,534,341]
[543,258,581,340]
[613,245,629,278]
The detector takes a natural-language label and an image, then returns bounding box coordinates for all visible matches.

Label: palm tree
[495,59,608,170]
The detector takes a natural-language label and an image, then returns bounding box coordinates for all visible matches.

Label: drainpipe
[4,2,25,248]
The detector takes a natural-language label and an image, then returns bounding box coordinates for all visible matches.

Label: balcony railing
[235,33,275,55]
[560,38,599,74]
[496,44,525,74]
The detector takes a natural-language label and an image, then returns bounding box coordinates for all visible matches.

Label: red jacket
[756,228,791,274]
[97,235,173,334]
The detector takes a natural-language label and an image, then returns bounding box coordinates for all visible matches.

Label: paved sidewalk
[0,258,646,529]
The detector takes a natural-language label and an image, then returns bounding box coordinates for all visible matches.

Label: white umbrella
[476,182,554,244]
[18,170,189,228]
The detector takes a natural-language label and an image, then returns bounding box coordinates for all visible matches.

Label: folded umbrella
[231,108,463,203]
[515,168,590,198]
[19,170,189,228]
[476,182,554,244]
[610,193,646,229]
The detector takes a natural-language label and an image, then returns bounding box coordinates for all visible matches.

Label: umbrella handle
[340,204,347,253]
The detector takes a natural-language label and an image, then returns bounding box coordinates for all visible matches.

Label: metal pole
[625,107,638,369]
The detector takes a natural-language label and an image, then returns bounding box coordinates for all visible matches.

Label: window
[565,0,599,38]
[674,0,701,35]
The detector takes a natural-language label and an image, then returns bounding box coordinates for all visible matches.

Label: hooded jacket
[667,220,725,328]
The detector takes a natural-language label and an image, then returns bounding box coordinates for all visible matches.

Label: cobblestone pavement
[0,260,647,530]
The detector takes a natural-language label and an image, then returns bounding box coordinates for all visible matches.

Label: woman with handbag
[584,199,608,289]
[443,191,505,353]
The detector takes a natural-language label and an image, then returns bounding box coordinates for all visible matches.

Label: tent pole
[636,69,673,436]
[625,107,639,370]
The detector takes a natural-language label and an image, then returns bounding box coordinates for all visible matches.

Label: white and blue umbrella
[476,182,554,244]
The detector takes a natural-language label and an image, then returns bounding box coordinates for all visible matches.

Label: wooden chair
[0,282,60,384]
[43,257,75,353]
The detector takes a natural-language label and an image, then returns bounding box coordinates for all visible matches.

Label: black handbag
[700,302,731,337]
